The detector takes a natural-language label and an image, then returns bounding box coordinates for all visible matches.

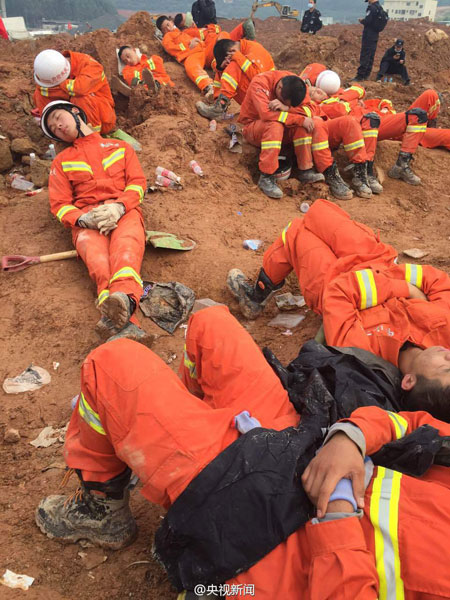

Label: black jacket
[301,8,322,34]
[381,46,406,64]
[192,0,217,27]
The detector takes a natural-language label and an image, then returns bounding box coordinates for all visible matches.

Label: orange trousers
[360,114,379,161]
[378,111,426,153]
[184,49,212,91]
[420,127,450,150]
[72,208,145,315]
[262,199,397,315]
[243,120,313,174]
[408,88,441,122]
[312,116,367,172]
[64,305,298,508]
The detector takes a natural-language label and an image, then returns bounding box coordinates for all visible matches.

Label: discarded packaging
[140,281,195,333]
[189,160,204,176]
[268,313,306,329]
[26,188,44,196]
[225,124,243,153]
[155,166,181,184]
[3,365,51,394]
[30,425,67,448]
[275,293,306,311]
[209,119,217,131]
[222,112,235,120]
[403,248,429,259]
[155,175,182,189]
[281,329,293,336]
[243,239,263,251]
[10,174,34,191]
[1,569,34,591]
[300,202,310,213]
[43,143,56,160]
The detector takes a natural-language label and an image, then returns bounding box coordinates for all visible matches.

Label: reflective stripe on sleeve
[387,412,408,440]
[78,392,106,435]
[124,184,144,202]
[56,205,78,222]
[355,269,378,309]
[281,221,292,245]
[195,74,208,85]
[302,106,312,118]
[428,98,440,116]
[221,72,238,91]
[183,345,197,378]
[102,148,125,171]
[278,111,288,123]
[66,79,75,96]
[241,59,252,73]
[148,58,156,70]
[62,161,94,175]
[404,263,423,289]
[179,43,186,51]
[346,85,365,98]
[40,86,49,97]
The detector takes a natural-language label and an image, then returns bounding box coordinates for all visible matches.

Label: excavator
[250,1,299,20]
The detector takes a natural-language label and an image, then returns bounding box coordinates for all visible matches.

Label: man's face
[47,109,78,143]
[275,80,292,107]
[395,45,402,53]
[220,43,239,69]
[409,346,450,388]
[309,86,328,103]
[161,19,175,34]
[120,48,139,66]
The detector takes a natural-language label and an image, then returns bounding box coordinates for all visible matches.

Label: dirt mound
[273,35,339,73]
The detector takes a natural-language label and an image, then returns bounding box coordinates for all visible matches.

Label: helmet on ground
[274,155,292,181]
[316,70,341,95]
[34,49,70,88]
[40,100,87,141]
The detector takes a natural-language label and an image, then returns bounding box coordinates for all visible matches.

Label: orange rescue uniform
[64,303,450,598]
[34,50,116,134]
[122,54,174,88]
[49,132,146,314]
[299,62,327,85]
[213,39,275,104]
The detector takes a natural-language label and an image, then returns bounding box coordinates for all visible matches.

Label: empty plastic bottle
[10,174,35,191]
[189,160,204,176]
[44,144,56,160]
[155,166,181,183]
[29,153,36,166]
[155,174,181,189]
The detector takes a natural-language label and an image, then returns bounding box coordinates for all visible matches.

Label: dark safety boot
[100,292,134,330]
[297,168,325,183]
[35,469,137,550]
[366,160,383,194]
[351,161,372,199]
[196,94,231,120]
[142,68,158,94]
[323,161,353,200]
[227,268,284,319]
[242,18,256,40]
[95,315,118,339]
[388,151,421,185]
[107,322,156,348]
[258,173,283,199]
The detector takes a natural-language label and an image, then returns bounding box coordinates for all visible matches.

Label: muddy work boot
[111,75,132,97]
[196,94,230,120]
[227,268,284,319]
[35,470,137,550]
[351,162,372,199]
[107,322,156,348]
[242,18,256,40]
[366,160,383,194]
[95,315,118,339]
[388,151,421,185]
[323,161,353,200]
[258,173,283,199]
[297,168,325,183]
[142,68,158,94]
[100,292,135,330]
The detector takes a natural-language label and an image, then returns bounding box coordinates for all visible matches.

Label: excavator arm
[250,1,299,19]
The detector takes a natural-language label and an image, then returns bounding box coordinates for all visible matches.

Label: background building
[383,0,437,21]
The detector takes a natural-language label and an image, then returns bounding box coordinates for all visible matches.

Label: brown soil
[0,11,449,600]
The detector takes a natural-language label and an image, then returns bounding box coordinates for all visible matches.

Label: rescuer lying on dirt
[118,45,174,92]
[40,100,151,344]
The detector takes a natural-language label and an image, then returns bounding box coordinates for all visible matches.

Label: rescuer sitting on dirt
[376,38,410,85]
[117,46,174,93]
[40,100,150,344]
[239,70,375,200]
[34,299,450,596]
[196,37,275,121]
[33,49,141,151]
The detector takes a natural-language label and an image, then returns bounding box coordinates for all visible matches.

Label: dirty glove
[92,203,125,236]
[77,210,98,229]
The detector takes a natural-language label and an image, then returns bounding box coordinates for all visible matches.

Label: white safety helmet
[34,49,71,88]
[316,70,341,95]
[40,100,87,141]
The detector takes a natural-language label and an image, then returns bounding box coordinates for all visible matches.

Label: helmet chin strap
[71,111,85,138]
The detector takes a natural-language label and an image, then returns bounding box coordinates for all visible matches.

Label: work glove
[77,210,98,229]
[92,202,125,236]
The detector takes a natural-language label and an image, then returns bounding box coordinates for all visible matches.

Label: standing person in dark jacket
[352,0,388,82]
[300,0,323,35]
[191,0,217,27]
[376,38,410,85]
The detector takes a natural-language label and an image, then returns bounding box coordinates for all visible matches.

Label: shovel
[2,250,78,273]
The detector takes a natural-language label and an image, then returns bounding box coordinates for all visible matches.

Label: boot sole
[95,319,118,340]
[388,171,421,185]
[101,295,130,330]
[226,269,263,320]
[35,512,138,551]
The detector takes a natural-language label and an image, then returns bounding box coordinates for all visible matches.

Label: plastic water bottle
[29,153,36,166]
[189,160,204,176]
[44,144,56,160]
[155,174,181,189]
[209,119,217,131]
[389,77,393,83]
[10,174,35,191]
[155,166,181,183]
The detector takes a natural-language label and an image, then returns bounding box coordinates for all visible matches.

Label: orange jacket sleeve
[113,144,147,212]
[343,406,450,455]
[322,270,410,350]
[319,97,352,119]
[162,31,195,62]
[251,81,306,126]
[402,263,450,309]
[62,53,106,98]
[121,64,137,86]
[48,157,84,228]
[305,518,378,599]
[337,84,366,102]
[231,50,263,80]
[219,61,243,99]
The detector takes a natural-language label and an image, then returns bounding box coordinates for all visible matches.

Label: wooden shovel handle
[39,250,78,263]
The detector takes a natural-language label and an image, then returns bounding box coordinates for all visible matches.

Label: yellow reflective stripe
[124,184,144,202]
[213,81,221,88]
[281,221,292,245]
[90,125,101,132]
[179,43,186,51]
[221,72,238,91]
[261,140,282,150]
[387,411,408,440]
[369,467,405,600]
[56,205,78,222]
[404,263,423,289]
[177,593,187,600]
[40,86,49,97]
[343,138,365,152]
[102,148,125,171]
[355,269,377,310]
[363,129,379,138]
[98,289,110,306]
[293,136,312,146]
[429,98,440,116]
[278,111,288,123]
[101,71,105,81]
[109,266,143,287]
[322,97,339,105]
[214,25,220,33]
[62,161,94,175]
[200,30,205,40]
[148,58,156,70]
[79,392,106,435]
[347,85,365,98]
[134,69,142,80]
[195,74,208,85]
[406,125,427,133]
[66,79,75,96]
[302,106,312,118]
[183,345,197,379]
[311,140,329,151]
[241,59,252,73]
[342,101,351,113]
